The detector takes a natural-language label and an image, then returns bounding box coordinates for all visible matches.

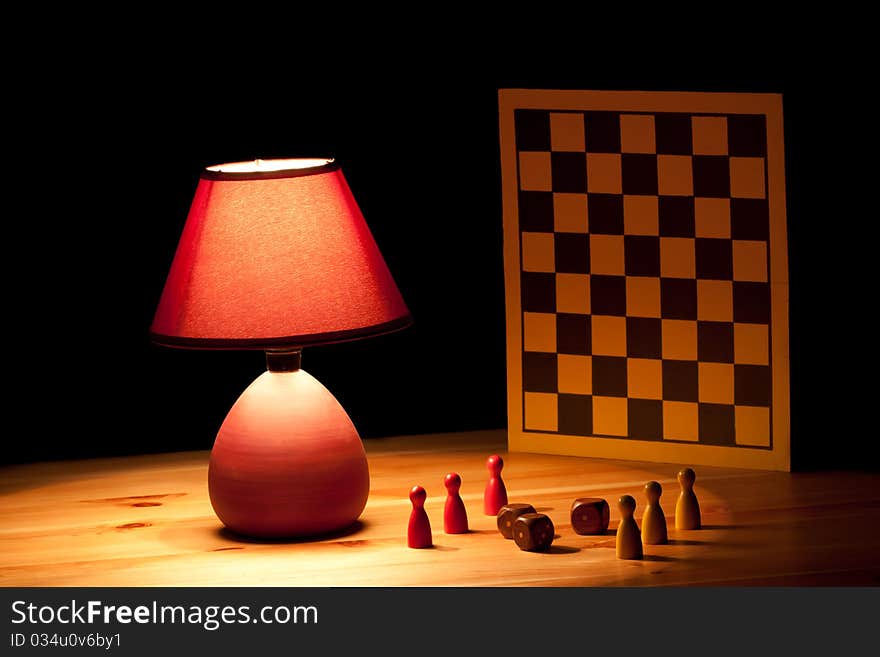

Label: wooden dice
[570,497,610,535]
[496,503,536,539]
[513,513,554,552]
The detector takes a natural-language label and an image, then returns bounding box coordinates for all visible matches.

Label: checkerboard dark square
[731,198,770,241]
[556,313,591,355]
[552,152,588,193]
[519,191,554,232]
[734,364,771,406]
[728,115,767,157]
[521,272,556,313]
[591,275,627,316]
[697,321,734,363]
[558,394,593,435]
[515,109,551,151]
[523,351,557,392]
[698,403,736,445]
[587,194,624,234]
[662,360,698,401]
[584,112,621,153]
[625,235,661,277]
[621,154,658,195]
[655,114,693,154]
[660,278,698,320]
[555,234,590,273]
[695,238,733,280]
[659,196,696,237]
[626,317,662,358]
[693,155,730,198]
[628,398,663,440]
[592,356,628,397]
[733,282,771,324]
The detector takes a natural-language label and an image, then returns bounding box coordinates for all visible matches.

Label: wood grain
[1,430,878,586]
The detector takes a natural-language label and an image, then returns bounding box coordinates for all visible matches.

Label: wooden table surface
[1,430,878,586]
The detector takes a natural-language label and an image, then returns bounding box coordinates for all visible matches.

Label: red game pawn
[483,454,508,515]
[443,473,469,534]
[407,485,432,548]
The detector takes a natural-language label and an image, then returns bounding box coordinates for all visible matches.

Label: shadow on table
[642,554,678,562]
[216,521,368,545]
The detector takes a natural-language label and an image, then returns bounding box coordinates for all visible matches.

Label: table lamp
[150,158,411,538]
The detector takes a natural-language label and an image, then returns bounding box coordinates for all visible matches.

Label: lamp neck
[265,349,302,372]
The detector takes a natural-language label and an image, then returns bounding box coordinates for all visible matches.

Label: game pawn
[407,485,432,548]
[483,454,508,515]
[641,481,668,545]
[616,495,643,560]
[443,472,468,534]
[675,468,701,530]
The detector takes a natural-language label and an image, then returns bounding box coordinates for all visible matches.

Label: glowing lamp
[151,158,411,537]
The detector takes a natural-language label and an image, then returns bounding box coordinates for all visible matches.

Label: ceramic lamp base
[208,365,369,538]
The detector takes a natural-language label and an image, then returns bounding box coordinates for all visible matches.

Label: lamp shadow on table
[156,520,376,554]
[215,521,369,545]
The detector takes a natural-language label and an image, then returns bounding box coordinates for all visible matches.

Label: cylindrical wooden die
[496,503,536,539]
[513,513,555,552]
[570,497,610,535]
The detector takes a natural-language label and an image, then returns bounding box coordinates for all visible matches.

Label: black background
[7,35,872,470]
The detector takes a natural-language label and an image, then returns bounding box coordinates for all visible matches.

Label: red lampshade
[151,158,411,348]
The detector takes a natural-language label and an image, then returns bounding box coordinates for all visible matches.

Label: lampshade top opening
[203,158,339,180]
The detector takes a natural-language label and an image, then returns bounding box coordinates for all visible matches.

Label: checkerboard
[499,90,790,470]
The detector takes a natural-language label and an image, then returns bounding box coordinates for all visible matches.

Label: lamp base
[208,363,369,538]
